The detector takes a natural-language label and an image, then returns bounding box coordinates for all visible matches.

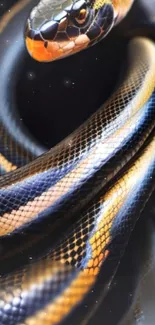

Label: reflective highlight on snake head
[25,0,116,62]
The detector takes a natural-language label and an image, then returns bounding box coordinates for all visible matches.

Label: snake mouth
[25,34,90,62]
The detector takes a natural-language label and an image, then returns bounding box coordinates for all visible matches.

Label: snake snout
[25,19,62,62]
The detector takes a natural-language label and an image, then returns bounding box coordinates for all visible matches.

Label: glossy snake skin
[0,0,155,324]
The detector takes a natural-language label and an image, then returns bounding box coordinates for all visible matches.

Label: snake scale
[0,0,155,324]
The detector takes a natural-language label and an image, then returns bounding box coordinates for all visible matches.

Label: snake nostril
[40,21,59,40]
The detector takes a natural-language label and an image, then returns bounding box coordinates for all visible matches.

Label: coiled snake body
[0,0,155,324]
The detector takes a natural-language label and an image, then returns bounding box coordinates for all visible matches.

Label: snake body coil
[0,0,155,324]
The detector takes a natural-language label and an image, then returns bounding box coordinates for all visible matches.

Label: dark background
[1,0,154,149]
[0,0,148,149]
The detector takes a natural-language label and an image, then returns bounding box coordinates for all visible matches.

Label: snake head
[25,0,114,62]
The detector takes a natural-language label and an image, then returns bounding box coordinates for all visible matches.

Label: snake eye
[75,8,87,24]
[71,0,89,26]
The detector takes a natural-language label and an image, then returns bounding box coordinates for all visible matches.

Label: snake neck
[112,0,135,24]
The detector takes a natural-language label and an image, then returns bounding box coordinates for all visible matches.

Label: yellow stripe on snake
[0,0,155,324]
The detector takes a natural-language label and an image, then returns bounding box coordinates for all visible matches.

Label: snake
[0,0,155,324]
